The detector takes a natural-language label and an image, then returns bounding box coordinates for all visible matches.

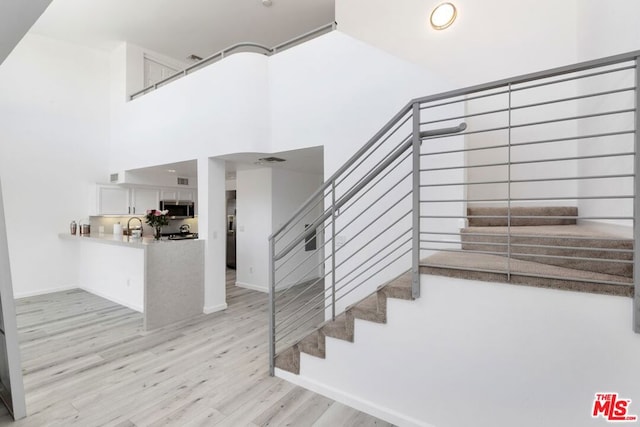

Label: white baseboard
[78,286,143,313]
[235,281,268,293]
[203,303,228,314]
[276,368,433,427]
[15,285,78,299]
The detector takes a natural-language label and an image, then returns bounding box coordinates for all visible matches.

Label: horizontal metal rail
[422,231,633,243]
[420,152,635,173]
[132,22,335,100]
[420,263,632,287]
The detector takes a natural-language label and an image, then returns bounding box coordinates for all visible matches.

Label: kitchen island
[59,233,204,330]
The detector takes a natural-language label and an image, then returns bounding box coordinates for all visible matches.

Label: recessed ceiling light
[430,2,457,30]
[167,169,177,173]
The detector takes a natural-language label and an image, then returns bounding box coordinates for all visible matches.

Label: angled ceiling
[29,0,335,62]
[0,0,52,65]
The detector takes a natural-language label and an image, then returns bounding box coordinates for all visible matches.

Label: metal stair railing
[130,22,336,100]
[269,49,640,376]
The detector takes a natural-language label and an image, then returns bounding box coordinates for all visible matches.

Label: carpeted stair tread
[348,293,387,323]
[296,329,325,359]
[461,225,633,278]
[275,346,300,374]
[467,206,578,226]
[378,272,414,300]
[420,251,633,297]
[320,312,354,342]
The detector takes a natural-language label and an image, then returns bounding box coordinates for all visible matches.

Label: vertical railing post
[507,83,512,281]
[633,56,640,333]
[331,182,337,320]
[411,102,421,299]
[268,237,276,375]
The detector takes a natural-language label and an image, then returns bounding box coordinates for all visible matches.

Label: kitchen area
[59,160,210,331]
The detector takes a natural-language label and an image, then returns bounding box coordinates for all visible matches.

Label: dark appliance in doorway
[226,191,236,269]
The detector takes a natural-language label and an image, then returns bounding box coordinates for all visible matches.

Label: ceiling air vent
[110,173,119,183]
[258,157,286,163]
[177,177,189,186]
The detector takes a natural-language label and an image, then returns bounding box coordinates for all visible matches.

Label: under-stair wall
[278,273,640,427]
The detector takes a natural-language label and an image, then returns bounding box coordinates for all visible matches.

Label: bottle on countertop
[70,221,77,235]
[113,222,123,236]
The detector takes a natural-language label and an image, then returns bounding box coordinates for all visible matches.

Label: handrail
[412,50,640,106]
[130,22,337,100]
[272,122,467,261]
[269,105,413,239]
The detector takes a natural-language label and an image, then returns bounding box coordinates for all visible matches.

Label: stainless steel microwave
[159,200,195,218]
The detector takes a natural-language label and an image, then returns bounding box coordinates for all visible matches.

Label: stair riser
[461,235,633,278]
[467,206,578,227]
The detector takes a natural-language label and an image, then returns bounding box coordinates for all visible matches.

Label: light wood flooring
[0,270,392,426]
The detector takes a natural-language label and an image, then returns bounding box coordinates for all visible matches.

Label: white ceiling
[29,0,335,62]
[0,0,52,65]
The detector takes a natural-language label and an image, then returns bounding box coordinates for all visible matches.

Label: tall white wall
[281,275,640,427]
[574,1,640,225]
[268,31,451,176]
[576,0,640,62]
[236,168,273,291]
[0,34,110,298]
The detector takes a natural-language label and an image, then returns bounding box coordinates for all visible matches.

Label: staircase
[422,206,634,297]
[268,50,640,379]
[275,273,413,374]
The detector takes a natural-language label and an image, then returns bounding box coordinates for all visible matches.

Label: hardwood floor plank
[3,269,394,426]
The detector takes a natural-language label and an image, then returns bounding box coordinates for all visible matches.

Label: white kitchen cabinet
[97,185,130,215]
[160,189,178,201]
[178,190,195,202]
[97,185,160,215]
[131,187,160,214]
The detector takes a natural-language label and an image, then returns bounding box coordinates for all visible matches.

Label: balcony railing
[130,22,336,100]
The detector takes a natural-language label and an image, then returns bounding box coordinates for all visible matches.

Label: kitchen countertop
[58,233,198,248]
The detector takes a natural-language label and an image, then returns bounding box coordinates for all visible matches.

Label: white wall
[198,157,227,313]
[576,0,640,62]
[269,31,451,175]
[109,52,270,173]
[236,167,273,291]
[574,1,640,225]
[236,167,323,292]
[281,275,640,427]
[268,32,454,310]
[272,168,324,289]
[77,241,144,312]
[0,34,110,298]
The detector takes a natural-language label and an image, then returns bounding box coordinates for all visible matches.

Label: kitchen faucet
[127,217,143,236]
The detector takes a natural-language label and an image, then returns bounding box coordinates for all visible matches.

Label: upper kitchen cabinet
[178,190,195,202]
[96,185,161,215]
[131,187,160,214]
[160,189,194,202]
[97,185,130,215]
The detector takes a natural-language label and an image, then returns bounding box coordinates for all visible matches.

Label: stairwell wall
[574,1,640,228]
[268,31,457,312]
[282,275,640,427]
